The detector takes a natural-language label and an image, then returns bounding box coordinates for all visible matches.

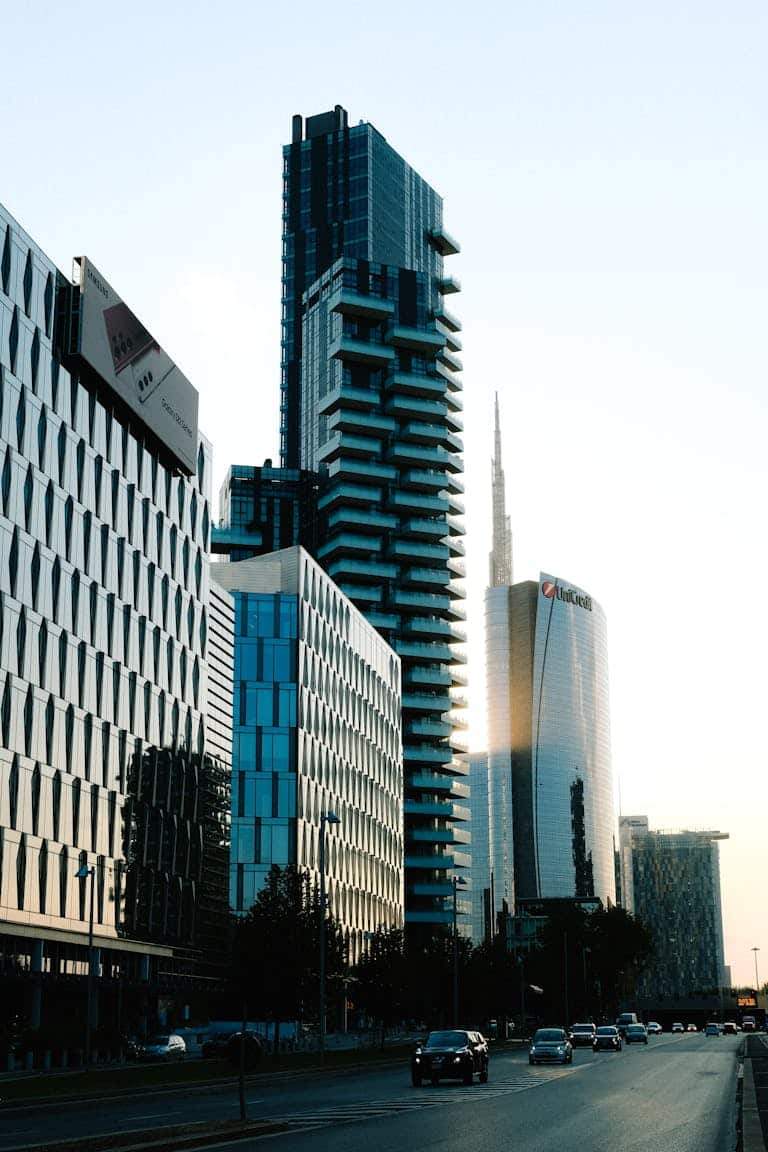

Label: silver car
[529,1027,573,1065]
[139,1033,186,1062]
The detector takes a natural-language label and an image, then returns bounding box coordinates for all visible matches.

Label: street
[0,1033,740,1152]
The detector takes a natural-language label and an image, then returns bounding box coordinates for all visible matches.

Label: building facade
[466,751,490,943]
[621,822,728,999]
[484,574,616,920]
[279,108,467,932]
[213,546,403,960]
[213,463,318,560]
[0,202,230,1042]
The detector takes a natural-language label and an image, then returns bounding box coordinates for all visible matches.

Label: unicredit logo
[541,581,593,612]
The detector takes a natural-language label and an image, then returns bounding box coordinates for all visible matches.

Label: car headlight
[453,1055,462,1063]
[557,1046,565,1054]
[414,1057,421,1063]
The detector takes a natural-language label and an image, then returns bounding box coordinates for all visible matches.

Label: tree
[586,905,653,1018]
[352,927,407,1049]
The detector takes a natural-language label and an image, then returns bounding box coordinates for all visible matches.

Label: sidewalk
[744,1035,768,1151]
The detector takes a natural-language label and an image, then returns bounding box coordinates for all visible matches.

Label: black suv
[412,1029,489,1087]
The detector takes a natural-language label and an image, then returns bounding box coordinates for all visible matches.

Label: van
[615,1012,639,1037]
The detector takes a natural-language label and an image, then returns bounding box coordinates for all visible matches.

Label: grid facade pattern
[0,202,224,958]
[630,828,727,999]
[466,751,490,943]
[213,547,403,960]
[299,253,467,929]
[486,584,516,922]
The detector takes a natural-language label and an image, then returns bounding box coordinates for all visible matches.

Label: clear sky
[4,0,766,986]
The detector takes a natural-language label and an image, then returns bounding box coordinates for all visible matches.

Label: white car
[139,1033,186,1062]
[672,1022,684,1033]
[646,1022,662,1035]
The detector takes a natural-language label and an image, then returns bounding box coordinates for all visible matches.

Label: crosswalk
[260,1068,580,1132]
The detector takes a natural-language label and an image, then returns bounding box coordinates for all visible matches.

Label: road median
[3,1116,293,1152]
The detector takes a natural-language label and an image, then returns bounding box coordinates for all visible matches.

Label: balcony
[318,482,383,509]
[434,304,462,333]
[329,335,396,366]
[445,430,464,454]
[447,536,465,557]
[390,490,449,514]
[398,421,448,446]
[404,909,455,925]
[400,469,449,491]
[428,226,461,256]
[385,394,447,421]
[445,390,463,412]
[330,289,395,320]
[210,525,262,553]
[410,774,470,799]
[407,718,453,741]
[436,361,462,391]
[318,384,380,415]
[385,372,446,400]
[389,540,449,564]
[409,881,455,897]
[400,517,447,540]
[365,610,399,631]
[317,532,381,559]
[404,616,458,639]
[438,348,463,374]
[438,275,461,295]
[441,329,462,353]
[318,431,383,462]
[327,507,398,533]
[404,799,469,820]
[410,827,471,845]
[404,852,470,872]
[446,492,465,515]
[405,666,453,688]
[337,582,382,604]
[446,513,465,537]
[446,472,465,493]
[402,691,452,713]
[448,557,466,578]
[327,458,397,484]
[328,409,396,436]
[326,556,399,582]
[387,442,447,469]
[403,743,454,767]
[389,325,445,354]
[446,408,463,432]
[404,566,451,589]
[395,639,454,663]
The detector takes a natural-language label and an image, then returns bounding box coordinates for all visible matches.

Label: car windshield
[596,1027,617,1036]
[627,1025,645,1032]
[425,1031,468,1048]
[147,1035,170,1045]
[534,1029,565,1042]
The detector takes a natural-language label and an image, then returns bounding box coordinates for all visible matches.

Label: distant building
[466,751,490,942]
[213,546,403,960]
[621,821,728,998]
[213,463,318,560]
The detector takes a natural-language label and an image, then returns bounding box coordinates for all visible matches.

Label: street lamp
[75,863,95,1069]
[319,811,340,1060]
[752,947,761,997]
[452,875,468,1027]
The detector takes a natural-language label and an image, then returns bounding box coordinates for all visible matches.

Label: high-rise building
[484,575,616,917]
[280,108,467,931]
[213,463,318,560]
[0,202,230,1041]
[620,821,728,999]
[489,393,512,588]
[466,751,491,943]
[212,546,403,960]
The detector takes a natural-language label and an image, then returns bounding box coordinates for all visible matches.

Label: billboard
[76,257,199,474]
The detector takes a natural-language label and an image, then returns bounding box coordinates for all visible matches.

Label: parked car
[672,1022,684,1033]
[569,1023,597,1048]
[625,1024,648,1045]
[722,1022,738,1035]
[593,1026,622,1052]
[686,1024,698,1032]
[411,1030,488,1086]
[202,1031,234,1058]
[529,1028,573,1065]
[615,1012,638,1037]
[704,1023,721,1037]
[139,1034,186,1062]
[646,1022,662,1036]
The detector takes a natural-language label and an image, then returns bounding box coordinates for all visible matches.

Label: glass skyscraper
[620,819,728,999]
[280,108,467,931]
[213,546,404,960]
[485,574,616,920]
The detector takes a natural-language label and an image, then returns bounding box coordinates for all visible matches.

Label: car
[742,1016,756,1032]
[201,1031,234,1058]
[139,1033,186,1062]
[672,1022,684,1033]
[529,1027,573,1065]
[686,1024,698,1032]
[723,1022,738,1035]
[593,1025,622,1052]
[625,1024,648,1045]
[704,1023,721,1036]
[411,1029,489,1086]
[569,1023,597,1048]
[615,1012,639,1037]
[646,1022,662,1036]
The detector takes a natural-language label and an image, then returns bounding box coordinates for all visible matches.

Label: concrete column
[30,940,44,1030]
[91,948,102,1030]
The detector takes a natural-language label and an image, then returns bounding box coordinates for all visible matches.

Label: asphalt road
[0,1032,740,1152]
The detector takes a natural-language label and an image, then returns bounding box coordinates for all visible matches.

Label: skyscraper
[489,393,512,588]
[484,575,616,918]
[282,108,467,931]
[620,822,728,999]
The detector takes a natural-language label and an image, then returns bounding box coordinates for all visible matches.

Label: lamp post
[752,947,761,998]
[452,875,467,1027]
[75,864,95,1069]
[319,812,340,1061]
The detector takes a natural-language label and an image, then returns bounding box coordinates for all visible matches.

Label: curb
[0,1118,292,1152]
[743,1057,765,1151]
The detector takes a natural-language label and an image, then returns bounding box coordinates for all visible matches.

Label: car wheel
[412,1074,422,1088]
[462,1067,473,1086]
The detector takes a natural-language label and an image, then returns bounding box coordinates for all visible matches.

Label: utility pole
[319,812,340,1061]
[75,864,95,1070]
[563,931,570,1028]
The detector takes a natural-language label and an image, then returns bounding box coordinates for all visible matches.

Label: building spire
[489,393,513,586]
